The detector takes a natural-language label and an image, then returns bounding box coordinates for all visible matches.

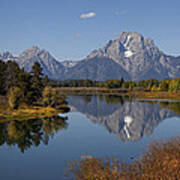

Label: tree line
[1,59,179,109]
[51,78,180,93]
[0,60,67,110]
[0,60,47,108]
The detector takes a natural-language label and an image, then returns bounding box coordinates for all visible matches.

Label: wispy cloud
[80,12,96,19]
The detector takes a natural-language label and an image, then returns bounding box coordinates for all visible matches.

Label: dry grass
[133,91,180,100]
[0,95,70,122]
[0,106,61,121]
[68,137,180,180]
[57,87,128,95]
[134,137,180,179]
[57,88,180,100]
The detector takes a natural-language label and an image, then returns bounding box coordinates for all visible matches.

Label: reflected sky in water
[0,95,180,180]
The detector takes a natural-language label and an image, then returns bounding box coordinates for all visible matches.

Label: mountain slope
[87,32,180,80]
[61,60,79,68]
[63,57,130,81]
[0,51,18,62]
[1,46,65,80]
[0,31,180,81]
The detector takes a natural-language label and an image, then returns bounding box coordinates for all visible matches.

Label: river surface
[0,95,180,180]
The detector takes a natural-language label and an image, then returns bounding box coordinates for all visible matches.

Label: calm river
[0,95,180,180]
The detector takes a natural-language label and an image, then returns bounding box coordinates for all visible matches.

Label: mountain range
[0,32,180,81]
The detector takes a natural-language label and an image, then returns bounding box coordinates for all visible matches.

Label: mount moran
[1,32,180,81]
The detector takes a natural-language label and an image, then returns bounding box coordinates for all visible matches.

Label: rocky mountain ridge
[88,32,180,80]
[1,32,180,81]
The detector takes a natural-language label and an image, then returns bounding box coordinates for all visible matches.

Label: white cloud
[80,12,96,19]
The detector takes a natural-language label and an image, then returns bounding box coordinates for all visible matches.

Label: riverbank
[57,87,128,95]
[57,87,180,100]
[0,106,60,122]
[0,96,70,122]
[130,91,180,100]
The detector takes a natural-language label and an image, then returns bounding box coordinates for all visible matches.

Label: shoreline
[0,89,179,122]
[0,103,70,122]
[57,87,180,100]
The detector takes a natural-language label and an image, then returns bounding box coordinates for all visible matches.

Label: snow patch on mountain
[124,35,131,49]
[124,50,134,57]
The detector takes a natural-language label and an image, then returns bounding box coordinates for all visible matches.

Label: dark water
[0,95,180,180]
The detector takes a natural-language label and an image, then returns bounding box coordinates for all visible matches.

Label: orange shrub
[67,137,180,180]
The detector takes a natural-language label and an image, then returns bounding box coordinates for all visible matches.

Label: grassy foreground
[67,137,180,180]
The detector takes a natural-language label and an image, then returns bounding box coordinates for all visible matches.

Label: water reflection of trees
[104,95,125,104]
[79,95,180,115]
[159,102,180,114]
[68,95,180,141]
[0,115,68,153]
[139,100,180,115]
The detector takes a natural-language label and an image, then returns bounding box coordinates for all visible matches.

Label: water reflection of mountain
[68,95,180,142]
[0,115,68,153]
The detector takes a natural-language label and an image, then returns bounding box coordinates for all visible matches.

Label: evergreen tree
[42,75,49,87]
[0,60,7,95]
[158,79,170,91]
[4,61,20,93]
[17,68,32,103]
[30,62,44,102]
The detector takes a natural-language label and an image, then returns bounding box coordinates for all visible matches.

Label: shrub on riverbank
[68,137,180,180]
[42,86,67,108]
[8,87,23,109]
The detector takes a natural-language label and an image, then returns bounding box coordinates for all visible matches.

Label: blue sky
[0,0,180,61]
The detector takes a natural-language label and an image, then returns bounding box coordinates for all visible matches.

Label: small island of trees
[0,60,69,121]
